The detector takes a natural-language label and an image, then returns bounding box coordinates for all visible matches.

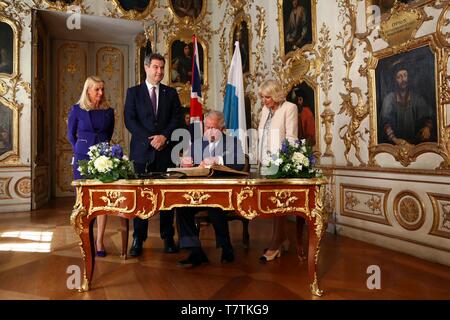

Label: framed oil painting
[231,17,251,75]
[112,0,155,19]
[169,0,204,20]
[0,19,15,77]
[375,45,436,145]
[287,81,316,145]
[279,0,313,57]
[170,38,205,85]
[0,100,13,158]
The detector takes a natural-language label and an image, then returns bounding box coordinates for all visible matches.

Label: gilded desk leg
[307,220,324,297]
[296,217,306,262]
[120,218,129,260]
[77,219,95,292]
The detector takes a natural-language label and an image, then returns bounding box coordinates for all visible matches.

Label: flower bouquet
[77,142,135,182]
[266,139,322,179]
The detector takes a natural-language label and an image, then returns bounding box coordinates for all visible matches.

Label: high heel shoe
[96,250,107,257]
[259,249,281,263]
[262,239,290,254]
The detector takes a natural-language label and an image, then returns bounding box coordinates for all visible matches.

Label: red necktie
[150,86,157,115]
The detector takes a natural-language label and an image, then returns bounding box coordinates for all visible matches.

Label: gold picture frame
[41,0,83,11]
[167,32,208,108]
[230,12,252,79]
[0,16,20,79]
[278,0,317,60]
[168,0,206,23]
[111,0,156,20]
[367,35,447,168]
[168,33,208,87]
[0,96,19,163]
[285,78,320,154]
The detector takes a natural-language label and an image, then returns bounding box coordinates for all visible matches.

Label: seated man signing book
[177,111,245,268]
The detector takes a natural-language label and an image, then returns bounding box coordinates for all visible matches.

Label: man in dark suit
[124,53,182,257]
[177,111,245,268]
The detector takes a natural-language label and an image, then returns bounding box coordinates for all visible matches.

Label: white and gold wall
[0,0,449,265]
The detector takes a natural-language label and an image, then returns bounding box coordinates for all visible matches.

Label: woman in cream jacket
[257,79,298,262]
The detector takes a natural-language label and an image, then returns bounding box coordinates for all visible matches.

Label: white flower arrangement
[266,139,322,178]
[77,142,135,182]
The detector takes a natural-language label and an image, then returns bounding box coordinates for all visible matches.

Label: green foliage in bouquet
[266,139,322,179]
[77,142,135,183]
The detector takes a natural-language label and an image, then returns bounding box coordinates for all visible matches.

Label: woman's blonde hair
[258,79,285,104]
[77,76,108,111]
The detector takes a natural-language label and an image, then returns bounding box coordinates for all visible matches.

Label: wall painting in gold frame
[367,35,447,168]
[0,96,19,164]
[277,0,317,60]
[0,16,20,80]
[167,32,208,108]
[168,0,206,23]
[110,0,156,19]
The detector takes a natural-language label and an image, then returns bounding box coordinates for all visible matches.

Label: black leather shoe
[177,250,209,268]
[164,237,179,253]
[129,238,143,257]
[221,245,234,263]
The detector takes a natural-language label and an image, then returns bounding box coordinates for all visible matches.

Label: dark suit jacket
[190,134,245,171]
[67,104,114,155]
[124,82,182,165]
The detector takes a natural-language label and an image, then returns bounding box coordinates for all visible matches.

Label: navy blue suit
[177,134,245,249]
[67,104,115,180]
[124,82,182,242]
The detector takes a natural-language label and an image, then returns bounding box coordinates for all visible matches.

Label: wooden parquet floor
[0,197,449,300]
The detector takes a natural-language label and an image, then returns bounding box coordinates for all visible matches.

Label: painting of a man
[377,46,436,145]
[171,0,202,19]
[178,44,192,83]
[232,20,250,74]
[0,22,13,75]
[170,40,204,84]
[283,0,312,54]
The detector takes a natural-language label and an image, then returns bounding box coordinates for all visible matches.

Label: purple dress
[67,104,115,180]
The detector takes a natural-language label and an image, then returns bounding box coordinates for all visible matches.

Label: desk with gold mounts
[70,177,329,296]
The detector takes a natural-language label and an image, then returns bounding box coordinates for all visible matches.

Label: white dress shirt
[208,140,224,165]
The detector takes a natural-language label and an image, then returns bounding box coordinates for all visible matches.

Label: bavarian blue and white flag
[223,41,247,154]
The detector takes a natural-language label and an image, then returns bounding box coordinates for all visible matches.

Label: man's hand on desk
[180,156,194,168]
[199,156,221,168]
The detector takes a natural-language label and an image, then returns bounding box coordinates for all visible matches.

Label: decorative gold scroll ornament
[310,184,327,297]
[136,188,158,219]
[236,187,258,219]
[435,1,450,48]
[318,24,335,158]
[335,0,378,167]
[183,191,211,205]
[379,2,428,48]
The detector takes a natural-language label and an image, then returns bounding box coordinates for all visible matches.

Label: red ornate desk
[71,177,329,296]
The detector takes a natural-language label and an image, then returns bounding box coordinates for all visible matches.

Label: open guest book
[167,165,249,177]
